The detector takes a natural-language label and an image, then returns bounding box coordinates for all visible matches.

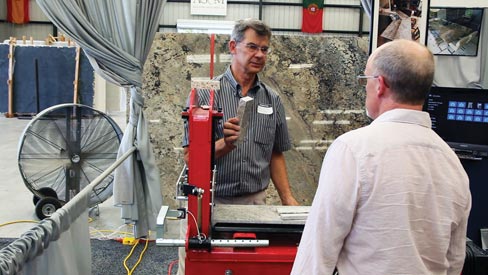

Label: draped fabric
[35,0,164,236]
[0,147,137,274]
[0,197,91,274]
[302,0,324,33]
[360,0,372,18]
[6,0,30,24]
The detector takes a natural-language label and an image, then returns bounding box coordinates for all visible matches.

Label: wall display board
[427,8,484,56]
[190,0,227,16]
[371,0,430,52]
[0,44,94,115]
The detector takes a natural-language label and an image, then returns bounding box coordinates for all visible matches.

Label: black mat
[0,238,179,275]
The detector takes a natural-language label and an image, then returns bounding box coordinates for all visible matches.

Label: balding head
[368,40,435,105]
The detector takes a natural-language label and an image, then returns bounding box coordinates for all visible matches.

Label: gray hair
[231,18,272,43]
[371,40,435,105]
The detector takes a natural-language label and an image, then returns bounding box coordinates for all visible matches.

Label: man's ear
[229,40,237,55]
[376,75,389,97]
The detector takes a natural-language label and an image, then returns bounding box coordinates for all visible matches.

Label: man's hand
[223,117,240,148]
[214,117,240,159]
[282,196,300,206]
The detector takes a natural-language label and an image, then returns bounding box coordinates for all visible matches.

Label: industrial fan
[17,103,123,219]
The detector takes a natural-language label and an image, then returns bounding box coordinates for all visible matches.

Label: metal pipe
[211,165,217,219]
[156,239,186,247]
[211,239,269,247]
[197,195,202,232]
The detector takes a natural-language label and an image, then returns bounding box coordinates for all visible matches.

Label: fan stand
[18,103,123,220]
[65,106,82,202]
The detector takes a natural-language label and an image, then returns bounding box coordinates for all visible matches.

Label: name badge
[257,105,273,115]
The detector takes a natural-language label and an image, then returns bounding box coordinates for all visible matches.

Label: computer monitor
[423,86,488,158]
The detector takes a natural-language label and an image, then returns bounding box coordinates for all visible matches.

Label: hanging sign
[191,0,227,16]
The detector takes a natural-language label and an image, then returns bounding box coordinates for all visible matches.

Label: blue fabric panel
[0,45,94,114]
[0,45,8,112]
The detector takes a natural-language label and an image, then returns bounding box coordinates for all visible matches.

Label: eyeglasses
[238,42,271,55]
[357,75,379,86]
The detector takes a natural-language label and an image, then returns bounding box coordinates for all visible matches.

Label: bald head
[369,39,435,105]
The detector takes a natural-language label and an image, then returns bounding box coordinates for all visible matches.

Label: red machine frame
[181,89,299,274]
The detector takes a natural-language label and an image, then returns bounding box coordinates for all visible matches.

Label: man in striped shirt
[179,18,300,275]
[183,18,299,206]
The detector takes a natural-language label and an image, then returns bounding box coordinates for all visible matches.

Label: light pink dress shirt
[292,109,471,275]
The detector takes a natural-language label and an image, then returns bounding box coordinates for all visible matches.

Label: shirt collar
[223,66,262,97]
[372,109,432,129]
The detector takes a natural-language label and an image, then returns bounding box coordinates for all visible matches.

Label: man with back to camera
[291,39,471,275]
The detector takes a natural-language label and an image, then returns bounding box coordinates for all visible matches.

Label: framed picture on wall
[370,0,430,53]
[426,8,483,56]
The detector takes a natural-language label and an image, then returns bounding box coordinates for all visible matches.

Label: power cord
[1,219,159,275]
[187,210,207,241]
[123,231,151,275]
[0,220,38,228]
[89,223,133,241]
[168,259,179,275]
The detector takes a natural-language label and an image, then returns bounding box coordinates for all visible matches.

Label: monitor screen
[423,86,488,158]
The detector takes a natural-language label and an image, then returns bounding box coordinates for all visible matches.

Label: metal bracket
[182,184,204,197]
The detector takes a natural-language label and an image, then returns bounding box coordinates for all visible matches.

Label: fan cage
[17,103,123,207]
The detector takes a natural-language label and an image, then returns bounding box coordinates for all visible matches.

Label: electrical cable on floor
[0,220,38,228]
[168,259,179,275]
[89,223,133,240]
[123,231,151,275]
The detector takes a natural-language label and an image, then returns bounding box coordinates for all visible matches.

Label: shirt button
[242,159,246,162]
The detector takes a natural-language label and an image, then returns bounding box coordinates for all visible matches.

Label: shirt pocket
[254,113,275,145]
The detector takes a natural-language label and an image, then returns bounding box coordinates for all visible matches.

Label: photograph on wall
[426,8,483,56]
[371,0,430,52]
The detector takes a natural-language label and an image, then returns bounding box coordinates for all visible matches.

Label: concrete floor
[0,113,179,240]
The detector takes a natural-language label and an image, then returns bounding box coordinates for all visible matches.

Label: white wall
[0,0,370,114]
[4,1,486,99]
[1,0,369,41]
[160,0,369,34]
[93,75,124,114]
[430,0,488,8]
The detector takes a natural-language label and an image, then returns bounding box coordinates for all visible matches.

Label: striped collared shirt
[183,66,291,197]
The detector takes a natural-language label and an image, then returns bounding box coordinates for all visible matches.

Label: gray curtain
[0,147,136,274]
[0,198,91,275]
[35,0,164,237]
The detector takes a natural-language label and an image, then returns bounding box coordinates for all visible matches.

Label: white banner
[430,0,488,8]
[191,0,227,16]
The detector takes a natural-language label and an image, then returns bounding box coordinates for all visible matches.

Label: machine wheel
[32,187,58,206]
[35,197,62,220]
